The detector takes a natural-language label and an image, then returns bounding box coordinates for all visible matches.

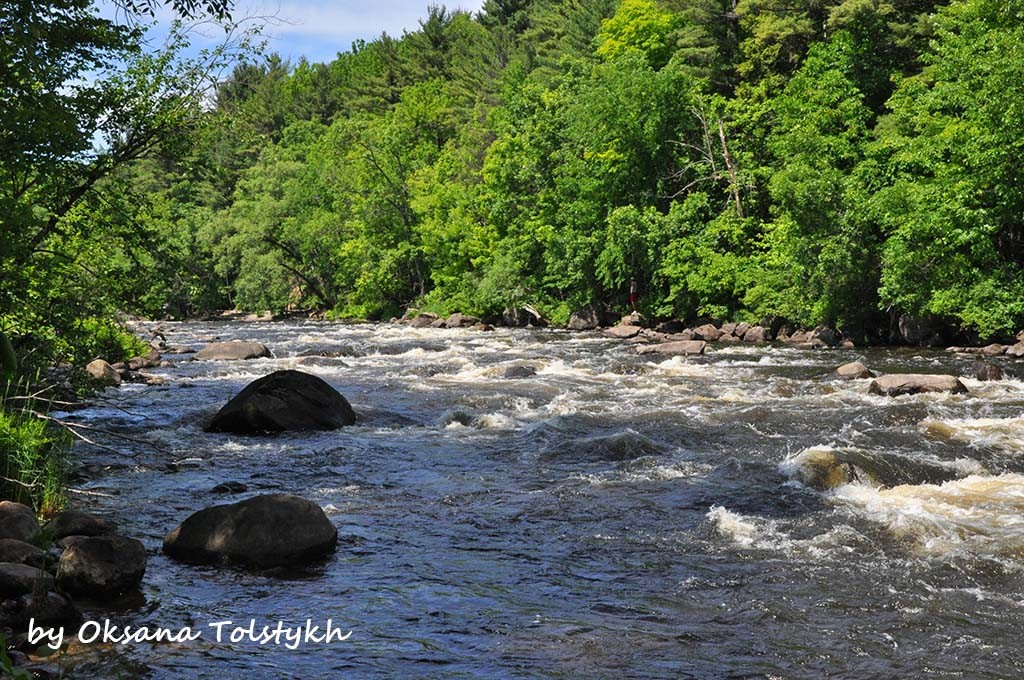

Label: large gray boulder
[195,341,271,361]
[408,313,438,328]
[0,502,39,542]
[604,324,642,339]
[690,324,722,342]
[868,374,968,397]
[635,340,707,356]
[56,535,147,598]
[742,326,768,343]
[444,313,479,328]
[205,370,356,434]
[568,304,617,331]
[162,494,338,567]
[834,361,872,380]
[85,359,121,385]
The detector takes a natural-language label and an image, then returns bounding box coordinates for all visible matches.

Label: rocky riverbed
[9,319,1024,678]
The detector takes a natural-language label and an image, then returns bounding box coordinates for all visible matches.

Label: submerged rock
[635,340,707,356]
[834,361,872,380]
[868,374,968,397]
[205,369,356,434]
[162,494,338,567]
[784,447,961,491]
[195,341,271,361]
[503,365,538,379]
[973,360,1004,381]
[0,502,39,542]
[56,535,147,598]
[211,481,248,494]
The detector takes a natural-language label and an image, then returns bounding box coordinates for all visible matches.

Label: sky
[102,0,487,65]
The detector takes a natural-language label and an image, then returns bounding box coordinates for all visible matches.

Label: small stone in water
[211,482,248,494]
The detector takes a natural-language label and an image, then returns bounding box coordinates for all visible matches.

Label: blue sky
[102,0,487,65]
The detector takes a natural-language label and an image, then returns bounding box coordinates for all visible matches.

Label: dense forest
[5,0,1024,375]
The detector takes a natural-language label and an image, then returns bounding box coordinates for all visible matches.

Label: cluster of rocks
[596,314,852,353]
[84,350,167,387]
[948,334,1024,360]
[0,501,146,662]
[1,490,338,664]
[832,360,971,396]
[397,311,495,332]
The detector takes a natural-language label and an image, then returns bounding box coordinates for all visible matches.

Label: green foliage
[16,0,1020,352]
[597,0,685,69]
[0,406,70,515]
[870,0,1024,338]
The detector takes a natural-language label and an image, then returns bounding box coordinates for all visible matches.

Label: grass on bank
[0,400,70,516]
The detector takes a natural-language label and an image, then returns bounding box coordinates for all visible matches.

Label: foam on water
[922,416,1024,454]
[832,473,1024,558]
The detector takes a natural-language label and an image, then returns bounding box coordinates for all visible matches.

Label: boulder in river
[868,374,968,397]
[0,563,52,597]
[604,324,642,339]
[742,326,768,343]
[973,360,1004,381]
[85,359,121,385]
[635,340,707,356]
[568,304,617,331]
[503,365,538,379]
[444,313,479,328]
[834,361,872,380]
[195,341,271,361]
[407,312,438,328]
[690,324,721,342]
[162,494,338,567]
[206,370,356,434]
[46,510,115,539]
[56,535,147,598]
[0,502,39,542]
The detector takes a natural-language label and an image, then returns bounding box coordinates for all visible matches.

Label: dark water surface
[52,321,1024,678]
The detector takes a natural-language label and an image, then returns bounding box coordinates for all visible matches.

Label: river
[53,320,1024,678]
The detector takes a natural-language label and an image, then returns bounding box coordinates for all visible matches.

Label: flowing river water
[52,320,1024,678]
